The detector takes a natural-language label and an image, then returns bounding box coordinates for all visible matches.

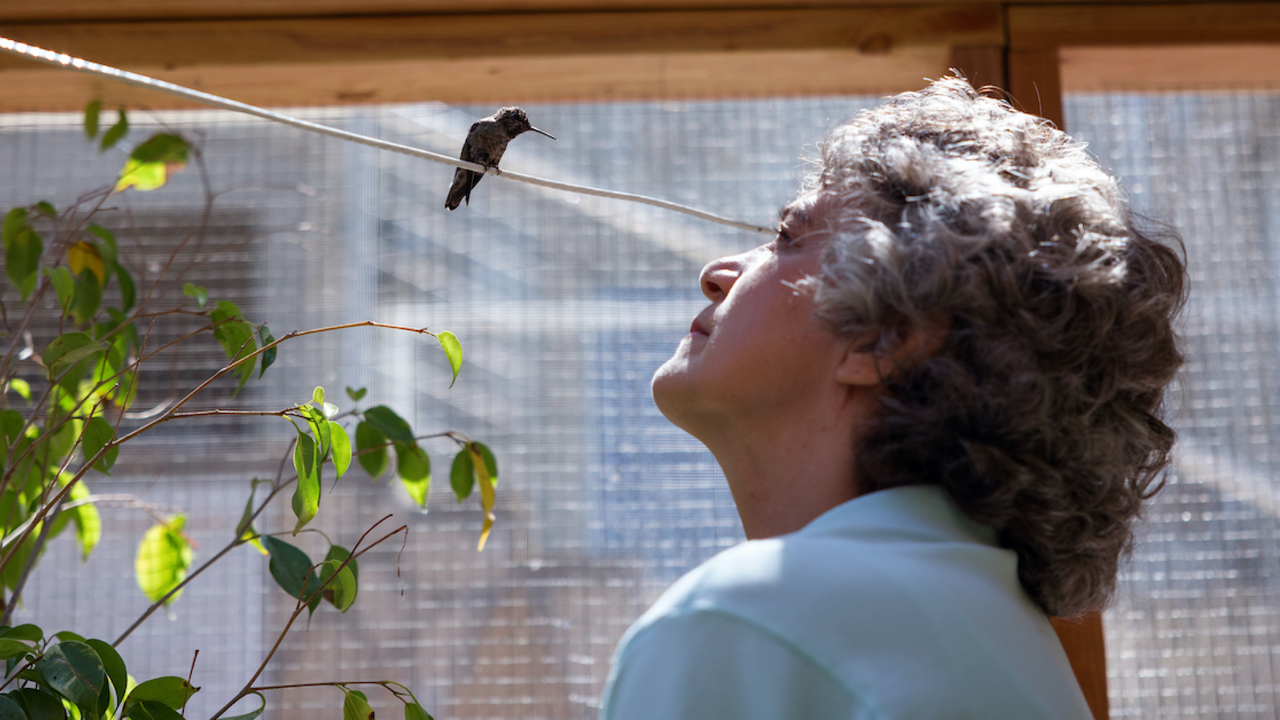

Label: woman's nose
[699,253,746,302]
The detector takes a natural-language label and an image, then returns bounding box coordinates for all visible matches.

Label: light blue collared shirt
[601,485,1092,719]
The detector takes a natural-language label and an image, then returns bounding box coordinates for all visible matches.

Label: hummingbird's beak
[529,127,556,140]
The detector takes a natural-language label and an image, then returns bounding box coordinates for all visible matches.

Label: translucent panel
[10,98,876,720]
[1066,92,1280,718]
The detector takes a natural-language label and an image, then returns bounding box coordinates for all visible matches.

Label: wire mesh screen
[12,98,874,720]
[1066,91,1280,718]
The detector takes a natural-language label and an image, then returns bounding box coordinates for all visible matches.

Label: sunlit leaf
[342,691,374,720]
[181,283,207,310]
[363,405,414,444]
[397,443,430,509]
[6,379,30,402]
[61,474,101,560]
[291,431,320,535]
[330,422,351,480]
[42,332,104,373]
[257,325,276,378]
[354,422,388,479]
[210,302,256,394]
[312,386,325,405]
[472,443,496,552]
[134,515,192,605]
[125,677,198,710]
[100,109,127,152]
[115,133,187,193]
[81,416,118,474]
[345,387,367,402]
[405,703,434,720]
[318,559,357,612]
[84,101,102,139]
[84,639,126,703]
[68,242,106,284]
[1,625,43,643]
[35,640,104,711]
[300,406,331,461]
[437,331,462,388]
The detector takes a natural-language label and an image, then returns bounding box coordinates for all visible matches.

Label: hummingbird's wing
[445,124,484,211]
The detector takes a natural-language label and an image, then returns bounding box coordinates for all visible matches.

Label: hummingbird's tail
[445,168,482,211]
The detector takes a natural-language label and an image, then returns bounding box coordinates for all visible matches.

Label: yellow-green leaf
[472,443,496,552]
[134,515,193,604]
[437,331,462,388]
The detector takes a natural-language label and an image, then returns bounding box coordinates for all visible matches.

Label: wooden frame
[3,3,1275,720]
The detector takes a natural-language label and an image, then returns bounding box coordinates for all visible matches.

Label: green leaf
[115,263,136,312]
[236,478,263,537]
[0,695,24,720]
[261,536,320,601]
[6,379,30,402]
[450,448,474,502]
[134,515,192,605]
[354,422,388,479]
[291,431,320,534]
[124,700,183,720]
[1,625,43,643]
[473,441,499,488]
[257,325,276,378]
[125,677,197,710]
[0,639,32,660]
[405,703,434,720]
[3,208,28,245]
[330,423,351,480]
[46,267,74,314]
[345,387,367,402]
[5,226,42,302]
[83,640,126,704]
[324,544,358,582]
[70,270,103,326]
[437,331,462,388]
[34,201,57,220]
[35,641,104,711]
[363,406,414,444]
[84,101,102,139]
[300,406,331,460]
[42,332,104,373]
[210,303,256,394]
[312,386,325,405]
[318,559,357,612]
[53,631,85,643]
[81,416,118,474]
[397,443,431,509]
[115,134,187,192]
[100,110,128,152]
[61,475,101,561]
[8,688,66,720]
[181,283,207,310]
[342,691,374,720]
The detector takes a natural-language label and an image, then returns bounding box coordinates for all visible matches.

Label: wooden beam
[1007,46,1063,127]
[949,44,1006,94]
[0,0,1215,24]
[0,7,1001,111]
[1010,2,1280,48]
[1061,44,1280,91]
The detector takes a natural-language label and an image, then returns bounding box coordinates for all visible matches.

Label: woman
[601,78,1186,719]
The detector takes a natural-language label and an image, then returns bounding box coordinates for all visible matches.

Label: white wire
[0,37,775,236]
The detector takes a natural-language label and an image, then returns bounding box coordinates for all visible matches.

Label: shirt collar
[799,484,999,547]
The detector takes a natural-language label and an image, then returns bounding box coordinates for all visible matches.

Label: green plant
[0,103,502,720]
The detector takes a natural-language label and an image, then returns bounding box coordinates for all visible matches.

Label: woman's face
[652,191,853,438]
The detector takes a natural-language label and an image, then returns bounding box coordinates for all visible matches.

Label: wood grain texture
[1007,47,1064,127]
[0,0,1208,23]
[1061,44,1280,91]
[0,7,999,110]
[1053,614,1109,720]
[1010,2,1280,48]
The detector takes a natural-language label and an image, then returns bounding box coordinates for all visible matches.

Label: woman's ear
[834,317,949,387]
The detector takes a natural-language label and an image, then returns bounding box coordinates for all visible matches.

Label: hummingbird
[445,107,555,211]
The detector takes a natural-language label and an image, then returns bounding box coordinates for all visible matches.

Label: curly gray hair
[807,77,1186,618]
